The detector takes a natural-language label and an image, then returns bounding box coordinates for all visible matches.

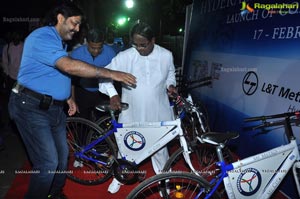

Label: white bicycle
[127,111,300,198]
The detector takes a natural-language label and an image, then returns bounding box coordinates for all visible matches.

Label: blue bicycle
[65,93,215,186]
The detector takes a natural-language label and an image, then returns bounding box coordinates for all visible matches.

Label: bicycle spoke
[66,117,115,185]
[126,172,214,199]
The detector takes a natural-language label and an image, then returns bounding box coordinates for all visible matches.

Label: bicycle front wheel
[66,117,116,185]
[163,145,233,198]
[126,171,217,199]
[164,145,233,179]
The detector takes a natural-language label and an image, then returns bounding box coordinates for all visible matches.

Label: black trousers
[74,86,109,121]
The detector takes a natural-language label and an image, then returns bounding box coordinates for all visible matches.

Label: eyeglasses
[131,41,151,49]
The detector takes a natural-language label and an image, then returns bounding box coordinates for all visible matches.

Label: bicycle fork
[179,134,199,175]
[293,160,300,196]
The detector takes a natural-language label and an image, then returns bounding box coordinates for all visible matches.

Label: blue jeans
[8,92,68,199]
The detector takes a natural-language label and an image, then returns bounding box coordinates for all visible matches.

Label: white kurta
[99,44,176,173]
[99,44,176,123]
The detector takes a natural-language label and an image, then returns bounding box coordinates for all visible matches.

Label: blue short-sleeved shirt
[71,44,115,92]
[18,26,70,100]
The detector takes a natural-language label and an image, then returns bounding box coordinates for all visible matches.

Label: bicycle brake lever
[95,102,129,112]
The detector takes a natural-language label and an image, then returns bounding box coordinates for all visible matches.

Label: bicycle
[127,111,300,199]
[65,92,212,186]
[162,93,234,180]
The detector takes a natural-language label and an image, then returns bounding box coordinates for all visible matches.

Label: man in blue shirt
[8,2,136,199]
[70,28,116,120]
[106,30,121,54]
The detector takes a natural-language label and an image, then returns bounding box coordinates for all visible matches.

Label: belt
[16,84,65,106]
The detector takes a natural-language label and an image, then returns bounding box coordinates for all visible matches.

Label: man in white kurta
[99,21,177,194]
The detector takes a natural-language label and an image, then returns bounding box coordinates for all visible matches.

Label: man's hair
[87,28,105,43]
[130,21,154,41]
[43,1,84,26]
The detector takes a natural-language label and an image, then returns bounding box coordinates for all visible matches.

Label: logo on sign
[237,168,262,196]
[124,131,146,151]
[242,71,258,96]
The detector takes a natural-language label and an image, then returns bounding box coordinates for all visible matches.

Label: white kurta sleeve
[98,51,127,97]
[166,52,176,88]
[99,81,118,97]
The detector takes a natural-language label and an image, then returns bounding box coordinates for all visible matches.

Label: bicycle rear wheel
[95,115,112,131]
[66,117,116,185]
[126,171,218,199]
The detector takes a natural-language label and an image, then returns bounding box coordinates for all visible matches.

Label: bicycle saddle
[201,131,239,145]
[95,102,129,112]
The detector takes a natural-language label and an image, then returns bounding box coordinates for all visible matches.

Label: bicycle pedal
[138,172,146,181]
[107,156,115,167]
[100,152,110,157]
[73,160,83,168]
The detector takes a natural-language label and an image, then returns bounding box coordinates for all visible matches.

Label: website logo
[240,1,254,16]
[240,1,299,15]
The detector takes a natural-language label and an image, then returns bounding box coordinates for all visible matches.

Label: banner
[184,0,300,197]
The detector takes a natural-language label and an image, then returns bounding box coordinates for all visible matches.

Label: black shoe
[48,193,68,199]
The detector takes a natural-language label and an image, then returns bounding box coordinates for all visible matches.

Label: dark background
[0,0,192,39]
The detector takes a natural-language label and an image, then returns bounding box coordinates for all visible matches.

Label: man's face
[87,41,103,57]
[57,14,81,41]
[132,33,154,56]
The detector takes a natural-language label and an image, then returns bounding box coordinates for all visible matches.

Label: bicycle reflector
[175,185,184,198]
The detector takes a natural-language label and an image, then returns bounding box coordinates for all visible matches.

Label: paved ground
[0,87,28,199]
[0,123,27,199]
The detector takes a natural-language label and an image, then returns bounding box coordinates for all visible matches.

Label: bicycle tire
[95,115,113,132]
[66,117,116,185]
[164,145,233,176]
[126,171,218,199]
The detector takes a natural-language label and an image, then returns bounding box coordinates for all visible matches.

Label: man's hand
[110,70,136,87]
[110,95,122,110]
[67,98,78,116]
[167,85,177,97]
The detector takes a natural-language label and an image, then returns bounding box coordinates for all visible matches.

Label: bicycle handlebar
[244,112,300,139]
[244,111,300,122]
[170,93,194,112]
[251,120,285,130]
[177,76,212,96]
[177,76,212,86]
[95,102,129,112]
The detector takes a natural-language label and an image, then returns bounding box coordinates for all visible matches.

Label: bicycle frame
[74,111,199,174]
[202,116,300,199]
[222,139,300,199]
